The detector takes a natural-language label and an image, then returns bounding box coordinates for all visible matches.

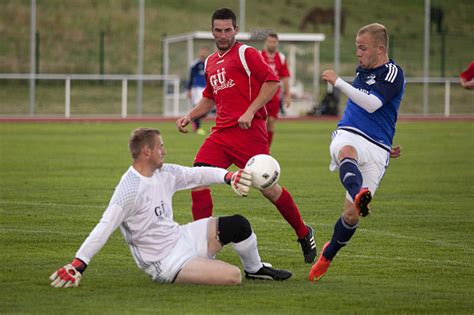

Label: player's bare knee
[227,266,242,285]
[338,145,358,162]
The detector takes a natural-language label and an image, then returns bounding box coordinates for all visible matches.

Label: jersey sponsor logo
[357,88,370,94]
[154,200,171,221]
[209,67,235,94]
[365,73,376,85]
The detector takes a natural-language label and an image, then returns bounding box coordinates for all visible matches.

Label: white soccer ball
[244,154,281,190]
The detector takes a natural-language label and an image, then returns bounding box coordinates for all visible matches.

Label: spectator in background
[459,61,474,90]
[261,32,291,149]
[187,46,211,135]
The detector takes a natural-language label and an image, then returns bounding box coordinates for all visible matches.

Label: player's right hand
[176,115,191,133]
[322,70,339,86]
[225,169,252,197]
[49,258,87,288]
[390,145,401,158]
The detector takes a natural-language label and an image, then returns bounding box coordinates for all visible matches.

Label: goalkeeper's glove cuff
[224,172,233,185]
[72,258,87,274]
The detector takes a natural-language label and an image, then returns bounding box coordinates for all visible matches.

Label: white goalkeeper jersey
[75,164,227,270]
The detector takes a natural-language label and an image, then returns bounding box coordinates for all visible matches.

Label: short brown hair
[212,8,237,28]
[358,23,389,49]
[129,128,161,159]
[266,32,278,40]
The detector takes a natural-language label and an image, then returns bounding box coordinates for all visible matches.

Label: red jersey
[460,61,474,81]
[261,50,290,103]
[202,41,279,130]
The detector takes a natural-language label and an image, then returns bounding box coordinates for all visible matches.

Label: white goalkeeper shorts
[190,87,204,106]
[329,129,390,200]
[144,218,213,283]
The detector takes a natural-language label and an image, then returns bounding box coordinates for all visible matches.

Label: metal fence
[0,73,180,117]
[0,74,469,118]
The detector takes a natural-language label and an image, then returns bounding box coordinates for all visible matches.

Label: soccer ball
[244,154,281,190]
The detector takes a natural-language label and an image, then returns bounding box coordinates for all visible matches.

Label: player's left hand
[176,115,191,133]
[49,258,87,288]
[322,70,339,86]
[390,145,401,158]
[225,169,252,197]
[238,111,254,129]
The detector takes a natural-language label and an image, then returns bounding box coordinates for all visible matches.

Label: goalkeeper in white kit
[50,127,292,287]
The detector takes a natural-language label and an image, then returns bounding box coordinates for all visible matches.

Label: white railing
[0,73,180,118]
[0,74,466,118]
[341,76,461,117]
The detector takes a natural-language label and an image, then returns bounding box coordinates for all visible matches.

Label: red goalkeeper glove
[49,258,87,288]
[225,169,252,197]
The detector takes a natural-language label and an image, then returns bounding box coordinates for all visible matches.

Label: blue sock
[339,158,363,201]
[323,216,359,260]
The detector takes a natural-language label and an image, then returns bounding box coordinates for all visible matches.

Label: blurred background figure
[261,33,291,149]
[459,61,474,90]
[187,46,211,135]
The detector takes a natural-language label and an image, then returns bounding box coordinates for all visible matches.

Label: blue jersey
[338,59,405,151]
[187,59,206,90]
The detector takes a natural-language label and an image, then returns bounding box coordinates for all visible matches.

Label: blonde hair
[358,23,389,50]
[128,128,161,159]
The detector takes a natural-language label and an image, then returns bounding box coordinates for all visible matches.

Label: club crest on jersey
[209,68,235,94]
[365,73,376,85]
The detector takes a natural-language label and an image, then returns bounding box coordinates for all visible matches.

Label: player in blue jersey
[187,46,210,135]
[309,23,405,282]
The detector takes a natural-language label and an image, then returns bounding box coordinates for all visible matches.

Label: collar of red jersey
[217,41,238,58]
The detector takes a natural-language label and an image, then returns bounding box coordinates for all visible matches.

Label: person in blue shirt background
[309,23,405,282]
[187,46,210,135]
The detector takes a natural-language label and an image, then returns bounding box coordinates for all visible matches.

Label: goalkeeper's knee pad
[217,214,252,245]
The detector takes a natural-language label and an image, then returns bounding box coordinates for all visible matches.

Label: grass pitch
[0,120,473,314]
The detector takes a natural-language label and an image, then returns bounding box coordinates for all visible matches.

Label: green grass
[0,121,473,314]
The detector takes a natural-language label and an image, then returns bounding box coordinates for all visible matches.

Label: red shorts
[265,97,281,119]
[194,119,269,169]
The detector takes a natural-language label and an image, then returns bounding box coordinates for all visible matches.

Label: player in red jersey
[261,32,291,148]
[176,8,316,263]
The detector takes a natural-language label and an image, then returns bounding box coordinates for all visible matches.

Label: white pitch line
[0,200,102,209]
[257,245,472,268]
[2,201,472,254]
[0,227,87,237]
[249,216,474,254]
[357,227,474,253]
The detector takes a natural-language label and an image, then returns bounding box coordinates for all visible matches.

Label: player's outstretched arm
[49,258,87,288]
[167,164,252,197]
[322,69,382,113]
[176,97,215,133]
[48,201,129,288]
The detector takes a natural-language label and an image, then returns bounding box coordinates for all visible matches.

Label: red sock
[191,189,213,221]
[273,187,309,239]
[268,131,274,147]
